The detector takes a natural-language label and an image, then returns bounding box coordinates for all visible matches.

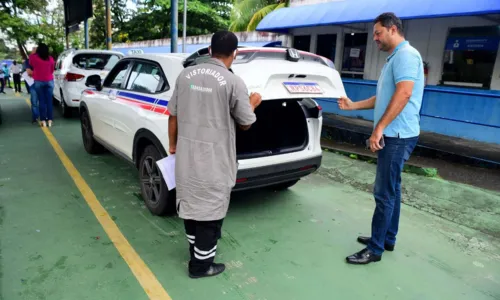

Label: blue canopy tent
[113,41,283,56]
[256,0,500,33]
[1,59,14,67]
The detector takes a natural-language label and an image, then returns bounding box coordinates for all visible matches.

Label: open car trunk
[236,99,309,159]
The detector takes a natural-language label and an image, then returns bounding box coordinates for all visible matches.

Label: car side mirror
[85,74,103,91]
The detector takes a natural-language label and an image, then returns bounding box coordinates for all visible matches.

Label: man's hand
[369,127,384,152]
[169,144,176,154]
[249,92,262,110]
[338,96,355,110]
[168,116,178,154]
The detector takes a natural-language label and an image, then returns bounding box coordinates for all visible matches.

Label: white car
[79,47,346,216]
[53,49,124,117]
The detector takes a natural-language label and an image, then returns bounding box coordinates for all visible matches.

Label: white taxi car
[79,47,346,216]
[53,49,124,117]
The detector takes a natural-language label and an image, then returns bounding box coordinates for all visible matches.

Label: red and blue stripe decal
[83,89,170,115]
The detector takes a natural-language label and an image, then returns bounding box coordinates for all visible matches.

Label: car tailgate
[232,60,347,101]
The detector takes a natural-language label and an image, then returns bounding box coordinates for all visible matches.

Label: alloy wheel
[141,156,162,204]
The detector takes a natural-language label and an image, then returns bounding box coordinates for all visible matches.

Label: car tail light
[65,72,85,81]
[236,178,247,183]
[317,105,322,117]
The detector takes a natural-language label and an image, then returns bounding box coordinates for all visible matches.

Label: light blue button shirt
[374,41,425,138]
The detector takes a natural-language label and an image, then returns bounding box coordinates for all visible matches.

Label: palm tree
[229,0,288,32]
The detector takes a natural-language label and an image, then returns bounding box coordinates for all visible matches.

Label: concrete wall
[288,15,500,90]
[315,80,500,144]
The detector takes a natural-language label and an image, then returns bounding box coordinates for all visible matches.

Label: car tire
[139,145,176,216]
[80,109,105,154]
[269,179,299,191]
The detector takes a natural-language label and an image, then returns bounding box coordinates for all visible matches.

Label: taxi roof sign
[128,49,144,55]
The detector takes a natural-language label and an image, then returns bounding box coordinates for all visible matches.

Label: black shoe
[357,236,395,251]
[346,248,381,265]
[189,263,225,279]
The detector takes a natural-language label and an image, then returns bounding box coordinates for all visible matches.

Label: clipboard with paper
[156,154,176,190]
[22,71,34,86]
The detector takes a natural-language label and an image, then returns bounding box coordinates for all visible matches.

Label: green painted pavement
[1,95,500,300]
[0,96,147,300]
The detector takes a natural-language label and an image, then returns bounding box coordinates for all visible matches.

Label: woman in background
[30,43,55,127]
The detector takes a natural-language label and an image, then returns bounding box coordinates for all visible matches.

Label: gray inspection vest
[167,58,256,221]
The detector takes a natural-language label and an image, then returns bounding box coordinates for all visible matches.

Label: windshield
[72,53,122,70]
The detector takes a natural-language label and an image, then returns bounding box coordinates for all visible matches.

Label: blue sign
[445,37,500,51]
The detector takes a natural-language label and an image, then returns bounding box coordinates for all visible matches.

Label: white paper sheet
[22,72,34,86]
[156,154,176,190]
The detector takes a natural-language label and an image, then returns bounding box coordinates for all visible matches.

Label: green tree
[0,0,48,58]
[229,0,288,32]
[0,0,82,59]
[89,0,106,49]
[118,0,231,42]
[0,39,20,60]
[111,0,130,43]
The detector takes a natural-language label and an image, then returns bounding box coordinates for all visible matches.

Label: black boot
[189,263,225,279]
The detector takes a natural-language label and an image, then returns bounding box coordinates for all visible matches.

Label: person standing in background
[30,43,55,127]
[25,48,39,123]
[0,69,5,94]
[10,61,22,93]
[2,63,11,89]
[23,48,36,94]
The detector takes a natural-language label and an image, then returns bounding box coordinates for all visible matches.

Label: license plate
[283,82,323,94]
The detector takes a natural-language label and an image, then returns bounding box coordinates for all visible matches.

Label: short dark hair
[374,12,404,36]
[210,30,238,57]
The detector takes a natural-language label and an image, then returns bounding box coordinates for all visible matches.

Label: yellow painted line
[25,99,172,300]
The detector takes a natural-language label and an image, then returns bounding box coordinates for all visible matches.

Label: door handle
[108,90,117,100]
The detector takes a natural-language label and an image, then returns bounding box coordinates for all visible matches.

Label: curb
[321,145,439,178]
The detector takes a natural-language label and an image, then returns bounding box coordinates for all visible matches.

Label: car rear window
[234,50,328,66]
[72,53,121,70]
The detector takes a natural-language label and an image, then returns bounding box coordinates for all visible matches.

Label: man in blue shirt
[339,12,425,264]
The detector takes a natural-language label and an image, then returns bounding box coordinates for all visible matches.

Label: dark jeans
[0,78,4,93]
[13,74,21,92]
[367,136,418,256]
[30,84,39,122]
[33,80,54,121]
[184,218,224,275]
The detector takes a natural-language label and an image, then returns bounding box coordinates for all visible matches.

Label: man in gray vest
[167,30,262,278]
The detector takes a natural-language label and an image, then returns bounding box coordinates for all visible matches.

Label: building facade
[257,0,500,145]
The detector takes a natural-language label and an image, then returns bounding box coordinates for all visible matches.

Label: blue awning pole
[171,0,178,53]
[182,0,187,53]
[84,18,89,49]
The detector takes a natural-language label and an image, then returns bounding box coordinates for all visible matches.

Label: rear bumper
[63,85,84,107]
[233,155,322,191]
